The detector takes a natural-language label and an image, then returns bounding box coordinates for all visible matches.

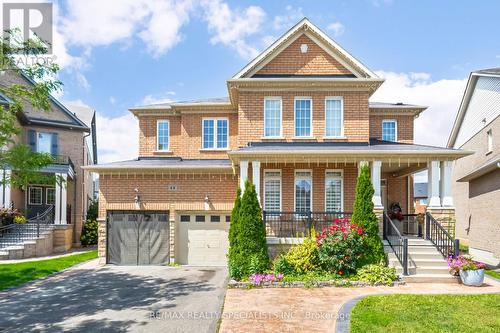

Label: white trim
[263,97,283,138]
[294,169,313,211]
[202,117,229,150]
[382,119,398,142]
[156,120,170,152]
[294,97,313,138]
[45,187,55,205]
[28,186,43,205]
[263,169,282,211]
[324,96,344,138]
[324,169,344,211]
[487,129,493,154]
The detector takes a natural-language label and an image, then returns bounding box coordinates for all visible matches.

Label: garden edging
[228,279,406,289]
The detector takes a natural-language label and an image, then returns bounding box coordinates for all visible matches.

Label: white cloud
[273,5,304,30]
[371,71,467,147]
[327,22,345,37]
[201,0,266,59]
[140,91,176,106]
[370,0,394,7]
[96,112,139,163]
[109,96,116,105]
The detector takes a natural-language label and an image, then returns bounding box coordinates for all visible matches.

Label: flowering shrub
[248,273,284,285]
[0,208,24,226]
[316,218,365,275]
[448,255,486,274]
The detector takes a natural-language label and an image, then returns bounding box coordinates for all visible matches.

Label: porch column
[0,169,12,208]
[239,161,249,193]
[371,161,383,208]
[252,161,261,204]
[55,173,68,224]
[60,173,67,224]
[55,173,61,224]
[427,161,441,208]
[440,161,453,207]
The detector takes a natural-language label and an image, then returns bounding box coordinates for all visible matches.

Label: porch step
[403,274,459,283]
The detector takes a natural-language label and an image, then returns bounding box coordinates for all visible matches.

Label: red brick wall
[369,115,414,143]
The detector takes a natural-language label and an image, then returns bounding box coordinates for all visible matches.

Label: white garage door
[178,214,230,266]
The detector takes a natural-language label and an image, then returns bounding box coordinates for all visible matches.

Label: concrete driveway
[0,261,227,332]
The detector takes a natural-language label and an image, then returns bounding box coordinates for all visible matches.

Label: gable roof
[447,68,500,148]
[232,18,377,79]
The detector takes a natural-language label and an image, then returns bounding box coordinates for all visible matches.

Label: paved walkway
[219,276,500,333]
[0,247,97,264]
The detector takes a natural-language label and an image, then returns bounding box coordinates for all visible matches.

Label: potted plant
[448,255,486,286]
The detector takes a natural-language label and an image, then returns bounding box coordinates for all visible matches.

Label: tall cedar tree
[228,187,241,263]
[235,180,269,273]
[351,164,386,264]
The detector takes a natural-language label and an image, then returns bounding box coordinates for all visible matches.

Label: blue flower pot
[459,269,485,286]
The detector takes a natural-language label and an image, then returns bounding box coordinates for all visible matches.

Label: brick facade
[370,114,414,143]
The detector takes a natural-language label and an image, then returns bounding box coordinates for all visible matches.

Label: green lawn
[486,269,500,280]
[0,250,97,291]
[351,294,500,333]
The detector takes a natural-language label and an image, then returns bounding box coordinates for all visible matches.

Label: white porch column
[371,161,383,208]
[252,161,261,203]
[440,160,453,207]
[1,169,12,208]
[239,161,249,193]
[54,173,62,224]
[427,161,441,208]
[60,173,67,224]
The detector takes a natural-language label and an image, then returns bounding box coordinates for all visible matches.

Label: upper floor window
[487,129,493,154]
[28,130,58,155]
[382,120,397,142]
[294,98,312,137]
[203,118,228,149]
[325,97,343,138]
[264,97,282,137]
[325,170,343,211]
[157,120,169,151]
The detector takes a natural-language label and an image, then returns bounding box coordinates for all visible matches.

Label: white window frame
[263,169,282,211]
[487,129,493,154]
[382,119,398,142]
[294,170,313,211]
[45,187,56,205]
[156,120,170,151]
[36,131,53,154]
[263,97,283,138]
[202,117,229,150]
[324,169,344,211]
[294,97,313,138]
[324,97,344,138]
[28,186,43,205]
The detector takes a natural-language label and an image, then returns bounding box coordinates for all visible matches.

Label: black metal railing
[425,211,459,259]
[383,212,409,275]
[0,206,55,249]
[52,155,75,171]
[263,211,352,238]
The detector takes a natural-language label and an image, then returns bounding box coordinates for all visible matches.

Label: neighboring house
[448,68,500,266]
[86,19,469,266]
[0,70,97,253]
[414,182,428,214]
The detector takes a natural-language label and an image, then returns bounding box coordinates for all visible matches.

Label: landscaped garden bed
[228,278,405,289]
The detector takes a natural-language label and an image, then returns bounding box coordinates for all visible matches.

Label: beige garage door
[177,214,230,266]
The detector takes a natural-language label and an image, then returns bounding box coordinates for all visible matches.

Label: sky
[2,0,500,167]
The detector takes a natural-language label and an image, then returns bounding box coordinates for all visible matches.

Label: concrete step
[408,252,445,260]
[412,259,449,267]
[403,274,459,283]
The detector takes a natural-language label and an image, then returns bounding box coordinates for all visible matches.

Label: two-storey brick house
[87,19,468,266]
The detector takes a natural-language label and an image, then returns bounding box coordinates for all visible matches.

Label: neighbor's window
[157,120,169,151]
[37,132,56,154]
[325,171,343,211]
[487,129,493,153]
[295,171,312,212]
[264,98,282,137]
[203,118,228,149]
[264,170,281,211]
[382,120,397,142]
[325,98,343,137]
[28,187,42,205]
[294,98,312,137]
[46,188,55,205]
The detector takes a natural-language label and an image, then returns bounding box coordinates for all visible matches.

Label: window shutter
[28,130,37,151]
[51,133,59,155]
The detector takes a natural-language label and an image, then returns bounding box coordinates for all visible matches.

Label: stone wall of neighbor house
[53,225,73,252]
[452,115,500,263]
[238,91,370,146]
[255,34,352,76]
[138,113,238,158]
[369,114,414,143]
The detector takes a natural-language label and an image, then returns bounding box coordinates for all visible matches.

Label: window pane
[210,215,221,223]
[325,99,342,137]
[295,99,311,137]
[264,171,281,211]
[325,172,342,212]
[46,188,55,205]
[264,99,281,137]
[226,216,231,222]
[29,187,42,205]
[295,172,311,212]
[180,215,190,222]
[37,133,52,154]
[195,215,206,223]
[382,121,396,142]
[203,120,214,148]
[216,119,228,149]
[157,121,169,150]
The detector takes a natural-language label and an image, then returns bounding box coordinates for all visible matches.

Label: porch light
[204,194,210,211]
[134,188,141,210]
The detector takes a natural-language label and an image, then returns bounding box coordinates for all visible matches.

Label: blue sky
[18,0,500,162]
